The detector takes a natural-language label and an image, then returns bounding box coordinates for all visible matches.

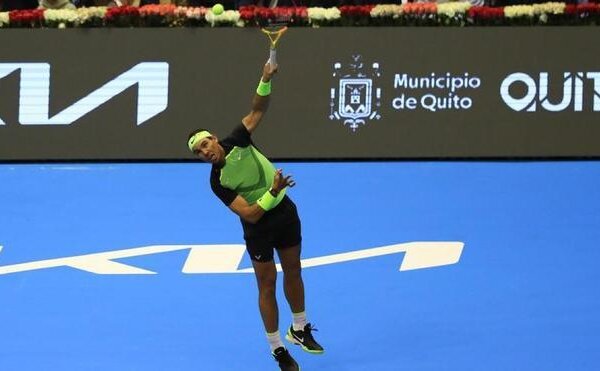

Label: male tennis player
[187,60,324,370]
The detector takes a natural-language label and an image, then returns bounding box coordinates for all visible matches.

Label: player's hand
[271,169,294,195]
[262,61,278,82]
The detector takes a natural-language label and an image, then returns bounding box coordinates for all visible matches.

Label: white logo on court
[0,242,464,275]
[329,55,382,132]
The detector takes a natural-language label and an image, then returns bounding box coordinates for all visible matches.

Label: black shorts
[241,196,302,262]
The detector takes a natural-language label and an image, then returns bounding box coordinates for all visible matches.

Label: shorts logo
[329,55,382,132]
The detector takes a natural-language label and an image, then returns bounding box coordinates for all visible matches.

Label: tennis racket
[261,24,288,67]
[258,0,300,67]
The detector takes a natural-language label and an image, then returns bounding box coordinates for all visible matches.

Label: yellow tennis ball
[212,3,224,15]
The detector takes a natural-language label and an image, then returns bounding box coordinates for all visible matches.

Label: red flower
[294,6,308,19]
[238,6,273,23]
[275,6,308,23]
[238,6,256,21]
[339,5,374,18]
[239,6,307,25]
[468,6,504,20]
[403,3,437,15]
[564,4,577,15]
[577,3,600,14]
[9,9,44,25]
[106,6,140,20]
[139,4,177,17]
[258,7,274,20]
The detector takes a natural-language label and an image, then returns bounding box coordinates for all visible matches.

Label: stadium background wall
[0,28,599,161]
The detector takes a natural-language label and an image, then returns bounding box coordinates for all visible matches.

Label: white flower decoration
[44,9,79,26]
[370,4,403,18]
[0,12,9,27]
[504,5,535,18]
[438,2,472,18]
[307,7,341,22]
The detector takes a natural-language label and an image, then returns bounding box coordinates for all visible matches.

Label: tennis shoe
[272,347,300,371]
[285,323,324,354]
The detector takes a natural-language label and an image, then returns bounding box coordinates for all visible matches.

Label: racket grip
[268,49,277,67]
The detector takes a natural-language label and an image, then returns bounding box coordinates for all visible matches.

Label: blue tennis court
[1,161,599,370]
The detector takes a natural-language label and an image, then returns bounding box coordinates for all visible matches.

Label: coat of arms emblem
[329,55,382,132]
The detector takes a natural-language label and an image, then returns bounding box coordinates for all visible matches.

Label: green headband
[188,131,212,152]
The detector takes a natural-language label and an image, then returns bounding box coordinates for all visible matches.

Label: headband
[188,131,212,152]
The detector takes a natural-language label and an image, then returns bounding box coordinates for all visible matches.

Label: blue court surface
[1,161,599,371]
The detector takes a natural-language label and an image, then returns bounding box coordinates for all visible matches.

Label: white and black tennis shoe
[272,347,300,371]
[285,323,324,354]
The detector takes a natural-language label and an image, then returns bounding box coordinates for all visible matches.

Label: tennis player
[187,59,324,370]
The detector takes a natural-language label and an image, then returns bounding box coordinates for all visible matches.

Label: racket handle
[268,48,277,67]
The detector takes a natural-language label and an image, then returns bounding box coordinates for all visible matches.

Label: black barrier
[1,28,599,161]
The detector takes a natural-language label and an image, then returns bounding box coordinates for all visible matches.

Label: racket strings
[262,28,287,49]
[262,25,288,35]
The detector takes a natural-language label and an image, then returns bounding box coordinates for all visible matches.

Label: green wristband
[256,80,272,97]
[256,189,277,211]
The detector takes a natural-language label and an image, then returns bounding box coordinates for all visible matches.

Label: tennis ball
[212,3,224,15]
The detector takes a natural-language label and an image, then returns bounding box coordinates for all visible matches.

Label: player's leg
[248,238,299,371]
[276,243,324,354]
[251,258,279,334]
[276,244,304,314]
[274,196,324,354]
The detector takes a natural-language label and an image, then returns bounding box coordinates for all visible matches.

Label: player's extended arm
[242,62,278,134]
[228,169,295,224]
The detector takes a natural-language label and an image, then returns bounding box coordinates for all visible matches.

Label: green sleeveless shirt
[219,145,286,206]
[210,124,285,208]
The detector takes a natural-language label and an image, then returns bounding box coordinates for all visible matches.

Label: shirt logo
[329,55,382,132]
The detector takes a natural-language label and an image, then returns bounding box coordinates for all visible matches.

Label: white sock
[266,330,285,352]
[292,311,307,331]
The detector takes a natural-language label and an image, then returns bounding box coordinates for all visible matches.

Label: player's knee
[283,263,302,280]
[257,270,277,292]
[257,274,277,294]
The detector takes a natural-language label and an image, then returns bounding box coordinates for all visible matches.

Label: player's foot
[272,347,300,371]
[286,323,324,354]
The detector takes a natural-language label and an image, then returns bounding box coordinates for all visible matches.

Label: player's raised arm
[242,62,278,134]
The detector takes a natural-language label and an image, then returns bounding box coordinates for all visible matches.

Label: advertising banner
[1,28,599,160]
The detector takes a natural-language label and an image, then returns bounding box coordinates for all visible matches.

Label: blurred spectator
[306,0,339,6]
[0,0,39,10]
[173,0,305,10]
[336,0,396,4]
[72,0,135,6]
[74,0,190,6]
[134,0,189,4]
[229,0,309,9]
[430,0,486,6]
[39,0,77,8]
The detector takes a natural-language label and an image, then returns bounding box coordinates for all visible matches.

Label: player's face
[193,136,224,165]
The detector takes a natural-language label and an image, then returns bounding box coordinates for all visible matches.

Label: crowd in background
[0,0,591,12]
